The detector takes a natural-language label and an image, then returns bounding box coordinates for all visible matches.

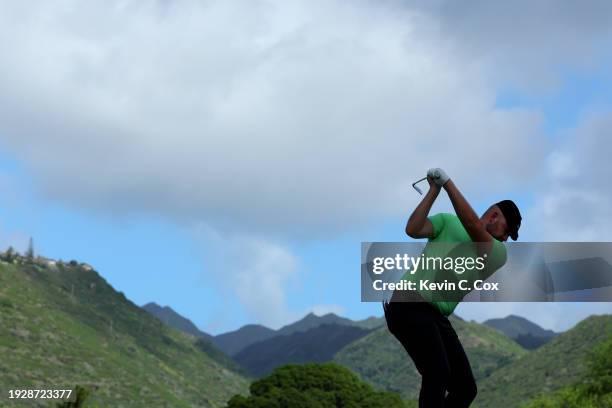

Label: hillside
[334,316,528,400]
[475,314,612,408]
[234,323,372,377]
[143,302,213,341]
[353,316,385,330]
[0,258,248,407]
[212,312,377,357]
[276,312,355,336]
[212,324,277,356]
[484,315,557,349]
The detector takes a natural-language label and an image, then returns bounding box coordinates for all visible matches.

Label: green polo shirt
[401,213,507,316]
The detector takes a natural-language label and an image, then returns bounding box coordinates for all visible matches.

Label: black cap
[495,200,522,240]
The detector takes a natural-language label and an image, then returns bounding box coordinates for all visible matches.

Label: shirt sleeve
[427,213,448,239]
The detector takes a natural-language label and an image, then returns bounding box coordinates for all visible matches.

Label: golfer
[383,168,521,408]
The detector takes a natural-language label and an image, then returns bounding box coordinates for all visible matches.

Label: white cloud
[0,0,546,239]
[409,0,612,90]
[2,1,611,326]
[531,110,612,241]
[193,224,301,328]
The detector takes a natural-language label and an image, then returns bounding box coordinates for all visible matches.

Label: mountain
[484,315,557,349]
[0,257,248,407]
[352,316,385,330]
[334,315,528,401]
[143,302,213,341]
[474,314,612,408]
[213,324,277,356]
[140,302,277,358]
[234,323,372,377]
[211,312,378,357]
[276,312,355,336]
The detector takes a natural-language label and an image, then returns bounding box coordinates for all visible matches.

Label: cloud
[0,0,547,239]
[408,0,612,89]
[193,224,301,328]
[531,109,612,241]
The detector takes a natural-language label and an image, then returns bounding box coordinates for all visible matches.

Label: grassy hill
[334,315,528,401]
[0,257,248,407]
[475,314,612,408]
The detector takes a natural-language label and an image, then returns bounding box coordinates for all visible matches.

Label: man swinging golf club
[383,168,521,408]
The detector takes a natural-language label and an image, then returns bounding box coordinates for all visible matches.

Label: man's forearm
[443,180,491,243]
[405,186,439,235]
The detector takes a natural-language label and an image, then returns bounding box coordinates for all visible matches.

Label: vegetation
[234,324,371,377]
[483,315,556,350]
[334,315,527,400]
[521,338,612,408]
[475,315,612,407]
[225,363,410,408]
[0,259,248,407]
[26,238,35,261]
[56,385,91,408]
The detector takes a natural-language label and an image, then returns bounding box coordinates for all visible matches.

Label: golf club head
[412,177,427,195]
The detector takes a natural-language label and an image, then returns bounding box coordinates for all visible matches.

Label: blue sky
[1,1,611,334]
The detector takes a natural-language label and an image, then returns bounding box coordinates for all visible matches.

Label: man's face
[485,211,510,242]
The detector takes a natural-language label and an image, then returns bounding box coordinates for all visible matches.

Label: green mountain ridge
[4,250,608,408]
[475,314,612,408]
[0,257,248,407]
[234,323,372,377]
[208,312,384,357]
[334,315,528,401]
[276,312,356,336]
[143,302,213,341]
[484,315,556,350]
[212,324,277,356]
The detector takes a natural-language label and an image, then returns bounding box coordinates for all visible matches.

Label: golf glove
[427,168,450,186]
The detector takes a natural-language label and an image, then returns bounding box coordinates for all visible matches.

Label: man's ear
[490,210,500,222]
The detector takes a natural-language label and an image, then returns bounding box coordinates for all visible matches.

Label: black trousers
[383,301,477,408]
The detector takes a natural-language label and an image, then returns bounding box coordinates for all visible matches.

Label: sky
[0,0,611,334]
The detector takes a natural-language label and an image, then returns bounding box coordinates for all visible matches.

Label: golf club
[412,177,427,195]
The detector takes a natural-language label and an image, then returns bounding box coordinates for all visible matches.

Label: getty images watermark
[361,242,612,302]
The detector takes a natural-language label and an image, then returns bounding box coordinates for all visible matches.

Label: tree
[26,237,35,260]
[226,363,407,408]
[5,246,15,263]
[56,386,91,408]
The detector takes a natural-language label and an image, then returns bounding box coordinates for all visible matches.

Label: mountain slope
[475,314,612,408]
[0,259,248,407]
[276,312,355,336]
[143,302,213,341]
[484,315,556,349]
[212,312,367,357]
[353,316,385,330]
[234,323,372,377]
[213,324,277,356]
[334,316,528,400]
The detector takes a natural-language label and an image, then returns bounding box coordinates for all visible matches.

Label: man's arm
[405,177,440,238]
[442,179,493,250]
